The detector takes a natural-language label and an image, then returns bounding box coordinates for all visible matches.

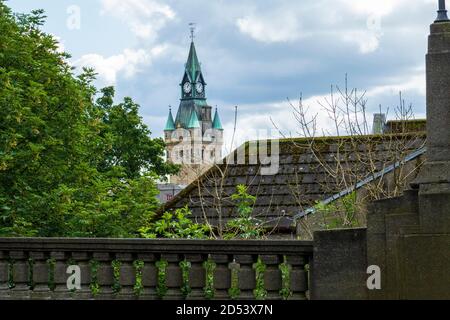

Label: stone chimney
[372,113,386,134]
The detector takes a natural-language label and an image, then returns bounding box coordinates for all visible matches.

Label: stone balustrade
[0,238,313,300]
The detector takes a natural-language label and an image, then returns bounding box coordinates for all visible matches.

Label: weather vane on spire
[436,0,449,22]
[189,23,196,42]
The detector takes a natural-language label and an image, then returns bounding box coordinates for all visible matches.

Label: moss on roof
[158,132,427,218]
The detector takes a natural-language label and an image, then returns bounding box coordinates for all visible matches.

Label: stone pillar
[0,251,10,298]
[138,253,157,299]
[286,255,309,300]
[234,255,256,300]
[413,15,450,233]
[367,5,450,299]
[51,251,69,299]
[93,252,114,299]
[30,252,51,299]
[185,254,206,299]
[116,253,136,299]
[426,21,450,163]
[71,252,92,299]
[10,251,30,299]
[260,255,282,300]
[161,253,183,300]
[211,254,231,299]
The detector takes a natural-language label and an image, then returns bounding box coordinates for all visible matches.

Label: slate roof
[160,132,427,233]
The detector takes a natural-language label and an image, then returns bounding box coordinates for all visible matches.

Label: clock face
[183,82,192,94]
[195,82,204,94]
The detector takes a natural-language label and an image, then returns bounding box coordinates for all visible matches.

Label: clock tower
[164,31,224,186]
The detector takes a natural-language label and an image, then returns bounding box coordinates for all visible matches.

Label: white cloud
[74,45,168,85]
[338,0,407,17]
[236,12,302,43]
[234,0,433,54]
[222,95,339,150]
[221,65,427,148]
[100,0,175,41]
[342,30,381,54]
[367,67,426,98]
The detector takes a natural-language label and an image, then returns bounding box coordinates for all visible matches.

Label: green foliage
[90,260,100,296]
[111,260,121,294]
[47,258,55,291]
[224,185,263,239]
[53,172,160,238]
[0,3,174,237]
[139,206,209,239]
[279,257,292,300]
[228,263,240,299]
[179,260,191,298]
[8,259,14,289]
[95,87,179,179]
[315,192,360,230]
[156,260,168,299]
[341,191,358,227]
[203,259,216,299]
[133,260,144,297]
[253,258,267,300]
[139,185,266,241]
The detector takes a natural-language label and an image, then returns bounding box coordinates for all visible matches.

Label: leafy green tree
[0,3,173,237]
[96,87,179,179]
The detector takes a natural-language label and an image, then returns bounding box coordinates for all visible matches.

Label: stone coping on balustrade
[0,238,313,254]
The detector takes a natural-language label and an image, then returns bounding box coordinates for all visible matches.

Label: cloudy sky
[7,0,441,150]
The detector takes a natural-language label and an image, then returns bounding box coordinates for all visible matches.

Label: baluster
[30,252,51,299]
[185,254,205,300]
[92,252,114,299]
[234,255,256,300]
[71,252,91,299]
[286,255,308,300]
[260,255,282,300]
[9,250,30,299]
[161,254,183,300]
[115,253,135,299]
[0,251,9,298]
[138,253,157,299]
[228,260,241,299]
[211,254,231,299]
[50,251,69,299]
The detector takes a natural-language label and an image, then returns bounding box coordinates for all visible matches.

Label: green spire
[164,108,175,131]
[212,108,223,130]
[187,110,200,128]
[186,41,201,82]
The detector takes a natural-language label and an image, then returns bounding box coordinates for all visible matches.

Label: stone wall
[0,238,312,300]
[311,228,368,300]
